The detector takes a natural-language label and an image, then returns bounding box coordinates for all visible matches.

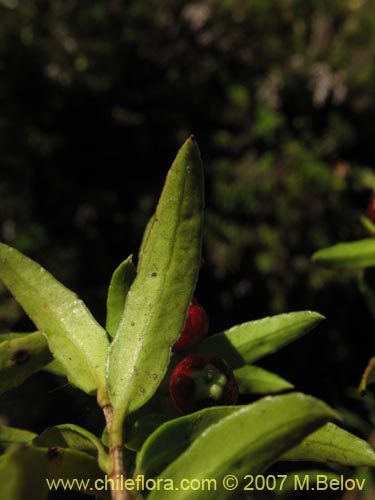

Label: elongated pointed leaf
[107,137,204,422]
[0,243,109,400]
[192,311,323,368]
[312,239,375,269]
[281,422,375,467]
[360,216,375,235]
[33,423,110,473]
[136,407,239,478]
[106,256,136,338]
[234,364,293,394]
[144,393,337,500]
[0,331,52,394]
[0,444,110,499]
[0,425,36,452]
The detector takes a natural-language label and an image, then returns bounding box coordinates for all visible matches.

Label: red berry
[172,297,209,353]
[368,194,375,223]
[169,354,238,414]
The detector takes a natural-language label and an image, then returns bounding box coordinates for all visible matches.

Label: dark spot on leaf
[139,387,145,394]
[130,321,135,326]
[46,447,61,460]
[11,349,30,365]
[152,373,158,380]
[150,271,157,277]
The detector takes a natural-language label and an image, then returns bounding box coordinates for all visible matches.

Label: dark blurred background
[0,0,374,463]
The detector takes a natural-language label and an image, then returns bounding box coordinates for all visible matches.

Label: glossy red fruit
[169,354,238,414]
[172,297,209,353]
[368,194,375,223]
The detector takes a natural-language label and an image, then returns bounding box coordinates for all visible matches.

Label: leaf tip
[301,310,326,324]
[311,249,321,262]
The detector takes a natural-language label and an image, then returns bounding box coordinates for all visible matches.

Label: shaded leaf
[0,444,49,500]
[0,243,109,402]
[106,256,136,338]
[136,407,237,478]
[335,406,372,438]
[234,364,293,394]
[281,422,375,467]
[107,137,204,426]
[360,216,375,236]
[192,311,323,368]
[144,393,337,500]
[0,332,67,377]
[0,425,36,452]
[0,333,28,342]
[0,331,52,395]
[312,238,375,269]
[33,423,110,473]
[0,444,110,499]
[126,414,170,452]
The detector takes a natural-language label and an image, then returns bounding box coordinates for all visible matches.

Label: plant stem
[103,404,134,500]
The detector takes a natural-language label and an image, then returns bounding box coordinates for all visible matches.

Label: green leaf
[106,256,136,338]
[234,364,294,394]
[360,215,375,235]
[0,243,110,402]
[136,407,238,478]
[0,332,67,378]
[281,422,375,467]
[32,423,110,473]
[0,444,110,500]
[312,239,375,269]
[192,311,323,368]
[144,393,337,500]
[359,355,375,394]
[126,414,170,452]
[107,137,204,424]
[0,425,36,452]
[0,445,49,500]
[0,333,29,342]
[43,359,67,377]
[0,331,52,395]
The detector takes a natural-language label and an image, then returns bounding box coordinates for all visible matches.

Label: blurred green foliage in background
[0,0,374,438]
